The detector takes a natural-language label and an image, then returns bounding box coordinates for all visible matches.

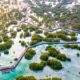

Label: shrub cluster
[16,76,62,80]
[29,61,46,71]
[64,44,80,50]
[24,48,36,60]
[47,59,63,70]
[0,40,13,51]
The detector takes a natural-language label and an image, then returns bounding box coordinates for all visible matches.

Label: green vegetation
[3,35,10,42]
[0,38,2,43]
[11,31,17,38]
[29,61,46,71]
[30,34,43,45]
[46,46,71,61]
[32,34,43,42]
[77,53,80,57]
[0,7,17,30]
[55,31,71,41]
[71,36,77,41]
[30,15,39,23]
[40,53,49,61]
[53,38,60,42]
[21,24,37,32]
[6,21,17,27]
[0,1,79,80]
[64,44,70,48]
[24,32,31,38]
[46,46,59,53]
[44,32,54,38]
[64,44,80,50]
[46,46,59,56]
[20,33,24,38]
[21,24,28,32]
[44,30,77,42]
[16,76,36,80]
[15,11,23,20]
[44,37,60,42]
[29,27,36,32]
[47,59,63,70]
[14,58,18,61]
[29,1,80,30]
[24,48,36,60]
[69,32,76,36]
[56,54,68,61]
[16,76,62,80]
[29,30,77,46]
[27,45,70,71]
[4,50,9,55]
[20,41,27,47]
[35,29,43,34]
[0,40,13,51]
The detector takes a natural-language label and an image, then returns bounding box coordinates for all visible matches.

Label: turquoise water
[0,44,80,80]
[0,24,80,80]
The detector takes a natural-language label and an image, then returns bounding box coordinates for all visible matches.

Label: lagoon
[0,43,80,80]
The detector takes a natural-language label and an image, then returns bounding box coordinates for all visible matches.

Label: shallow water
[0,26,80,80]
[0,44,80,80]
